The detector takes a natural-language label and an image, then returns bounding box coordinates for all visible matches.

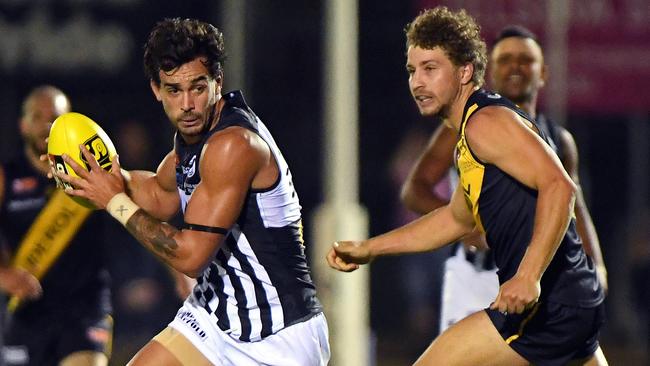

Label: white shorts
[439,245,499,333]
[168,300,330,366]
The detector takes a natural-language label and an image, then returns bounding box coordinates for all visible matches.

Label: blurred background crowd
[1,0,649,365]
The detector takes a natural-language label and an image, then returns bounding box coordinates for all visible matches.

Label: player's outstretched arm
[466,106,577,314]
[327,182,475,272]
[400,124,457,215]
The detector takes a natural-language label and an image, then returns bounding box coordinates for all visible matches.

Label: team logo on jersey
[487,92,502,99]
[182,155,197,178]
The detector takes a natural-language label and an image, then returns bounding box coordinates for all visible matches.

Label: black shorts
[3,312,113,366]
[486,301,605,366]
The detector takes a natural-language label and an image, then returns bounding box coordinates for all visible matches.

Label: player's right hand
[326,241,372,272]
[490,273,540,315]
[0,267,42,300]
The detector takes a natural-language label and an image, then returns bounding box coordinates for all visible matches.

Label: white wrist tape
[106,192,140,226]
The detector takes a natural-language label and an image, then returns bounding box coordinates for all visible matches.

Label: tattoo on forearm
[126,210,180,260]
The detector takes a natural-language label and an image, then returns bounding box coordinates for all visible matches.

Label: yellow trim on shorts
[505,302,541,345]
[153,326,213,366]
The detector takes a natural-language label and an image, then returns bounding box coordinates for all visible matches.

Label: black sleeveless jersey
[455,89,604,307]
[175,90,322,342]
[536,113,564,162]
[0,153,111,320]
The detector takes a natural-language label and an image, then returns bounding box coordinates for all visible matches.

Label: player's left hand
[490,273,540,315]
[39,136,55,179]
[55,145,125,209]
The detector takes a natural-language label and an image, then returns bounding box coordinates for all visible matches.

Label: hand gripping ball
[47,112,117,208]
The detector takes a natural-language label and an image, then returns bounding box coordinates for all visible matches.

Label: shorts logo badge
[178,310,207,340]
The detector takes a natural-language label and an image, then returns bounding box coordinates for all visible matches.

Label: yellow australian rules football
[47,112,117,208]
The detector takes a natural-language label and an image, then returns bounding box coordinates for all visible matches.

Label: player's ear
[459,63,474,85]
[211,71,223,97]
[150,80,162,101]
[214,71,223,88]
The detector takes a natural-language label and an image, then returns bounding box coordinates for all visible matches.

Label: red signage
[417,0,650,113]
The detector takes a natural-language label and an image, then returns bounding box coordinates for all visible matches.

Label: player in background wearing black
[0,85,112,366]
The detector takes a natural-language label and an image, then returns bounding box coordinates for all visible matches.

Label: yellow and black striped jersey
[455,89,603,307]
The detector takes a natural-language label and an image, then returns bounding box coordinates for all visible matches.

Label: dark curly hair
[405,7,487,87]
[144,18,227,85]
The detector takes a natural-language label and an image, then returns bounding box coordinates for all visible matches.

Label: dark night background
[1,1,649,365]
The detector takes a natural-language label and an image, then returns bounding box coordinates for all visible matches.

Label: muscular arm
[123,151,180,221]
[400,124,456,214]
[464,107,578,314]
[557,127,608,290]
[371,182,475,255]
[328,182,475,272]
[466,107,577,283]
[60,127,274,278]
[120,128,272,277]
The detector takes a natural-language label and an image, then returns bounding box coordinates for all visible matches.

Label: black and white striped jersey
[174,90,322,342]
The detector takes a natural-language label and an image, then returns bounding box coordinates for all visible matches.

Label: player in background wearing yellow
[400,25,608,333]
[56,18,329,366]
[328,7,607,365]
[0,86,112,366]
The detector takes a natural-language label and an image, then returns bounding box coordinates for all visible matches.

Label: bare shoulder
[467,105,528,130]
[201,126,270,174]
[464,106,524,145]
[206,126,267,156]
[464,106,545,165]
